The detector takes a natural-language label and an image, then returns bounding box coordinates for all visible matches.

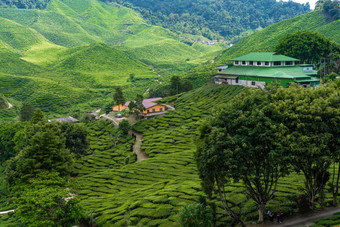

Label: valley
[0,0,339,226]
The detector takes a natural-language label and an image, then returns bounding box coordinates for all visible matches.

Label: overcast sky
[280,0,318,9]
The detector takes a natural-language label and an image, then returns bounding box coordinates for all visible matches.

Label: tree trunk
[258,203,266,223]
[334,163,340,206]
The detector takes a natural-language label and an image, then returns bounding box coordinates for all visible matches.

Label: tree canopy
[196,87,290,223]
[102,0,310,41]
[274,31,333,64]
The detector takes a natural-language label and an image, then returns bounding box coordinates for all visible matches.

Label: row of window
[146,108,163,113]
[234,61,293,66]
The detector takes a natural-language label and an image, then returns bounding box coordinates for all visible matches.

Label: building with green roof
[215,52,320,88]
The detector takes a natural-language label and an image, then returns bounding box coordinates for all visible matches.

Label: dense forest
[0,0,310,41]
[0,0,49,9]
[102,0,310,41]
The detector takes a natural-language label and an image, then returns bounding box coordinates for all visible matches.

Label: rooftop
[219,66,318,80]
[125,97,163,109]
[232,52,299,62]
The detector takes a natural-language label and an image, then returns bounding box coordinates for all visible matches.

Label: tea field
[72,85,339,226]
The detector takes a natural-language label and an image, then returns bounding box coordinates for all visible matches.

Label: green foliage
[272,83,340,209]
[0,0,50,9]
[323,0,340,20]
[60,123,89,156]
[12,172,85,227]
[104,102,114,114]
[217,10,340,63]
[0,122,27,162]
[274,31,333,64]
[19,103,34,122]
[113,86,125,108]
[5,122,73,185]
[128,94,145,119]
[104,0,309,41]
[196,87,291,223]
[150,76,193,97]
[179,203,212,227]
[30,108,45,124]
[119,119,130,135]
[0,95,7,110]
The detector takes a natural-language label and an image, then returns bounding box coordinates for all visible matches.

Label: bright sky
[279,0,318,9]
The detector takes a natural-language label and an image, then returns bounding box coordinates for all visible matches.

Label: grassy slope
[0,42,159,119]
[217,10,340,63]
[0,0,221,75]
[73,85,338,226]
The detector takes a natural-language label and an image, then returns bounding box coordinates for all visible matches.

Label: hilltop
[217,9,340,63]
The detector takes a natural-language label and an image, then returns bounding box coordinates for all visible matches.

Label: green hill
[0,42,159,118]
[217,10,340,62]
[0,16,47,51]
[0,0,222,75]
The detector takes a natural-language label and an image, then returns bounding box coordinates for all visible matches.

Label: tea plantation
[71,85,339,226]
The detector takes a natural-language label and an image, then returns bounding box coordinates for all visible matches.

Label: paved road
[261,207,340,227]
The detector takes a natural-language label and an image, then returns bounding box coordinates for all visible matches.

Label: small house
[214,52,320,88]
[113,98,166,116]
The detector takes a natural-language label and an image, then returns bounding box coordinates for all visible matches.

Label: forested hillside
[0,0,310,42]
[217,9,340,62]
[103,0,310,41]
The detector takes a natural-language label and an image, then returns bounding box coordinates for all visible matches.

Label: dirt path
[100,114,119,127]
[260,207,340,227]
[0,210,14,215]
[131,131,149,162]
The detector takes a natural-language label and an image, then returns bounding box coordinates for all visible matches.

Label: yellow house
[112,104,128,112]
[112,98,166,115]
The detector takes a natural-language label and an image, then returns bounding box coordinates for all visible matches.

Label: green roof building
[215,52,320,88]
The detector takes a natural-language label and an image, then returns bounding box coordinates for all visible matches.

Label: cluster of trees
[274,31,339,65]
[149,76,193,98]
[103,0,310,41]
[0,0,50,9]
[196,81,340,225]
[317,0,340,20]
[0,109,89,226]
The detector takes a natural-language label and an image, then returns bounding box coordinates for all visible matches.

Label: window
[152,109,156,112]
[274,61,281,66]
[265,62,270,66]
[257,61,262,66]
[235,61,239,65]
[160,108,163,112]
[147,110,150,113]
[249,61,253,65]
[251,81,256,86]
[242,61,246,65]
[285,61,293,66]
[236,77,239,83]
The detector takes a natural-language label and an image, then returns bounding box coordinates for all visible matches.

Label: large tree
[196,88,290,224]
[5,123,73,185]
[113,86,125,112]
[272,83,339,209]
[274,31,332,64]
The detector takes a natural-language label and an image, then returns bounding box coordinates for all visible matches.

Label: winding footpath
[131,131,149,162]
